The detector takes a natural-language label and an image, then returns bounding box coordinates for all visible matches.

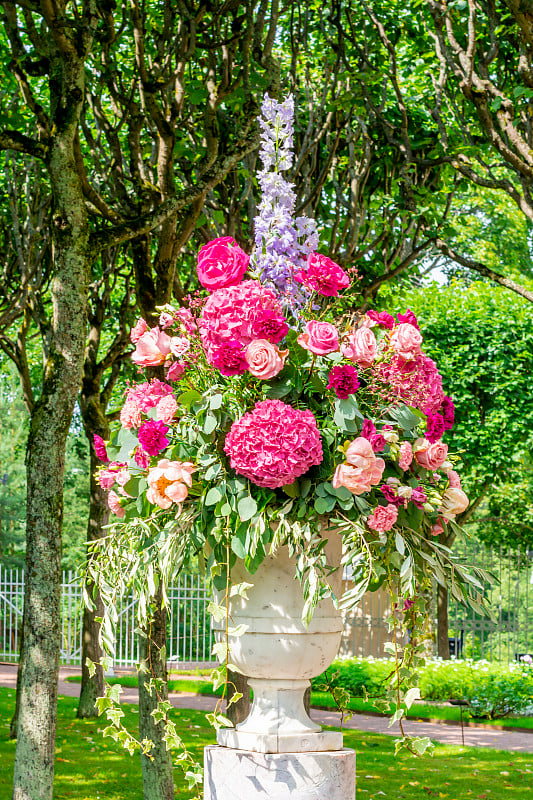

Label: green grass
[65,675,533,729]
[0,687,532,799]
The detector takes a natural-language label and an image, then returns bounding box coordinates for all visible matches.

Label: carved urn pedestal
[204,530,356,800]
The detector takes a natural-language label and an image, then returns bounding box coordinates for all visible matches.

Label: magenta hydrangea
[224,399,323,488]
[199,281,287,368]
[371,352,445,414]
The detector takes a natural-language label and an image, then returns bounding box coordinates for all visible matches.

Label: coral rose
[389,323,423,362]
[367,504,398,532]
[245,339,288,379]
[439,487,469,518]
[342,326,377,369]
[332,437,385,496]
[131,327,172,367]
[414,438,448,471]
[197,236,249,291]
[146,459,195,510]
[297,320,339,355]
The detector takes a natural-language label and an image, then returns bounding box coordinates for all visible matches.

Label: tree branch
[0,130,47,158]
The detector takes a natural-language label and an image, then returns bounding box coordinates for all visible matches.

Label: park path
[1,663,532,753]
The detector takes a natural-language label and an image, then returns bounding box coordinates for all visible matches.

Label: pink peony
[397,309,420,330]
[93,434,109,463]
[156,394,178,424]
[297,320,339,355]
[130,317,148,343]
[332,437,385,496]
[138,419,170,456]
[439,487,469,518]
[245,339,288,380]
[108,490,125,518]
[197,236,249,291]
[398,442,413,471]
[327,365,360,399]
[389,323,423,362]
[294,252,350,296]
[120,400,142,429]
[224,400,323,489]
[342,327,377,369]
[199,281,286,364]
[166,361,186,382]
[146,459,195,510]
[367,310,395,329]
[131,327,172,367]
[414,438,448,471]
[367,504,398,532]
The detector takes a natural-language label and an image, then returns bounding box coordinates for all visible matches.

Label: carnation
[327,365,360,399]
[138,419,170,456]
[224,399,323,488]
[367,504,398,532]
[93,434,109,462]
[425,412,445,443]
[212,339,249,376]
[367,310,394,329]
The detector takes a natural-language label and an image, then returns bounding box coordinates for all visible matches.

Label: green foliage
[0,366,27,567]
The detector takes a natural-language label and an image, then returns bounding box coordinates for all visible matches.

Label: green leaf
[205,486,224,506]
[177,389,202,409]
[237,495,258,522]
[404,687,421,709]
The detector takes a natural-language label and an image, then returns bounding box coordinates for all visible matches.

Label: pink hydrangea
[199,281,287,367]
[367,504,398,532]
[370,352,445,414]
[224,399,323,488]
[126,379,173,412]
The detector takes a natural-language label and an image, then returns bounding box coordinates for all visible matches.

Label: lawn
[1,687,532,799]
[66,674,533,730]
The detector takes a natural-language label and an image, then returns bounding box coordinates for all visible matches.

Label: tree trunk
[77,447,107,718]
[437,583,450,660]
[9,625,23,739]
[138,591,174,800]
[226,670,250,726]
[12,48,91,800]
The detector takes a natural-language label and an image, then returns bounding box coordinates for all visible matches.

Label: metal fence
[0,567,214,667]
[1,543,532,667]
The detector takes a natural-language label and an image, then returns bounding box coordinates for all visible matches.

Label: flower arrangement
[88,96,489,763]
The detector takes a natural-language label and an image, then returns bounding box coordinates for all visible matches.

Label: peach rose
[130,317,148,343]
[342,326,377,369]
[245,339,288,379]
[439,487,469,518]
[146,459,196,510]
[131,327,172,367]
[332,437,385,495]
[414,438,448,471]
[297,320,339,355]
[389,323,423,361]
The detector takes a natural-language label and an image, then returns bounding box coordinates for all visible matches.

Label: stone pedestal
[204,745,356,800]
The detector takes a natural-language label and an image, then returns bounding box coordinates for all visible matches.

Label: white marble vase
[213,527,344,754]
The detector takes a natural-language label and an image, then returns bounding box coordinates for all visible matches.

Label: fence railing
[0,567,214,667]
[1,543,532,667]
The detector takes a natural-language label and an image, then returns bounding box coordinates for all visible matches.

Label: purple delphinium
[253,95,318,306]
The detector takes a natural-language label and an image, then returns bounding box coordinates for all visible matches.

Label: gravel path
[1,663,532,753]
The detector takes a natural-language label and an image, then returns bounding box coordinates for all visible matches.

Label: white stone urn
[213,527,344,754]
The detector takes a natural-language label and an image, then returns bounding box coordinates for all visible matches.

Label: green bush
[314,657,533,718]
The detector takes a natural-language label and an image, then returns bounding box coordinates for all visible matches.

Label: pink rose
[98,462,127,490]
[398,442,413,471]
[146,458,195,510]
[120,400,142,429]
[430,520,445,536]
[389,323,423,362]
[167,361,186,381]
[245,339,288,380]
[439,487,469,518]
[170,336,190,357]
[342,327,377,369]
[130,317,148,343]
[156,394,178,424]
[197,236,249,291]
[297,320,339,355]
[447,469,462,489]
[332,437,385,496]
[367,504,398,533]
[159,312,174,329]
[131,327,172,367]
[294,252,351,296]
[414,438,448,471]
[107,490,125,518]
